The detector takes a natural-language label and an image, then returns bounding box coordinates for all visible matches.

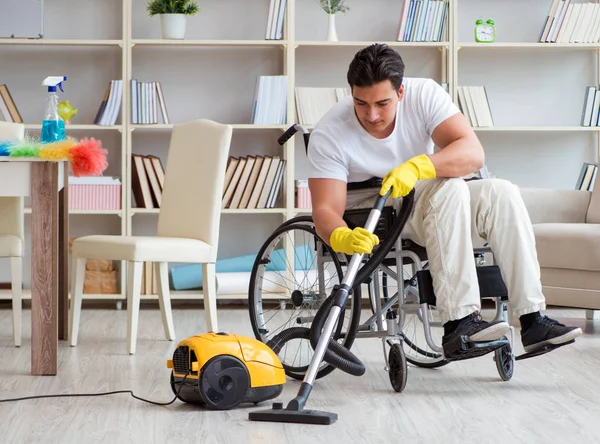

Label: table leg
[58,164,69,340]
[31,162,59,376]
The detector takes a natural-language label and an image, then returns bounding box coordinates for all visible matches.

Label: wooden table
[0,158,69,376]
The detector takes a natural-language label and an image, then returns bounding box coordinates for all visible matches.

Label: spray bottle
[41,76,67,143]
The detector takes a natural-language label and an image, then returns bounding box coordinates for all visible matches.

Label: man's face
[352,80,403,138]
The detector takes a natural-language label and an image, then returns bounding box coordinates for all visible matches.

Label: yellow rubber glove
[330,226,380,256]
[380,154,437,198]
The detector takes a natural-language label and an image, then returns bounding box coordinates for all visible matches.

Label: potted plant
[318,0,350,42]
[146,0,200,40]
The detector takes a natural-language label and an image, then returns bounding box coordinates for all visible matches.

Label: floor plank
[0,306,599,444]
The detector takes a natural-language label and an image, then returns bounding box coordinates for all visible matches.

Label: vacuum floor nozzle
[249,402,338,425]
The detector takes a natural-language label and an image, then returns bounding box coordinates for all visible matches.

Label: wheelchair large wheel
[249,221,362,380]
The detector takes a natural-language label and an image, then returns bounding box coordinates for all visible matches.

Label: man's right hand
[330,226,380,256]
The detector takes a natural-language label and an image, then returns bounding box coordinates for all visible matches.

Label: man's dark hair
[347,43,405,91]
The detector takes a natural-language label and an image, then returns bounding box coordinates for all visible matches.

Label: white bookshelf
[1,0,598,303]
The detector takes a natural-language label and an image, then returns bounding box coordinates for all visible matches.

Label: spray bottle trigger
[58,83,64,93]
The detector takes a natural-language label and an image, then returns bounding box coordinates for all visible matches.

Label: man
[307,43,582,357]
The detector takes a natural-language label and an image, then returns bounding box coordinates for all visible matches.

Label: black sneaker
[442,312,511,356]
[521,316,582,353]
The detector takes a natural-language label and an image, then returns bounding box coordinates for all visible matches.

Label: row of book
[131,154,166,209]
[265,0,288,40]
[0,84,22,123]
[222,155,286,209]
[295,87,350,126]
[575,161,598,191]
[131,79,170,125]
[539,1,600,44]
[94,80,123,126]
[396,0,448,42]
[251,75,288,125]
[456,86,494,128]
[581,85,600,126]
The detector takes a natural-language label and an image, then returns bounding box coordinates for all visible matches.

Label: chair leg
[202,262,218,332]
[69,257,86,347]
[127,261,143,355]
[155,262,175,341]
[10,257,22,347]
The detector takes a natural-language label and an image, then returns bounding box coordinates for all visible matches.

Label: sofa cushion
[533,223,600,271]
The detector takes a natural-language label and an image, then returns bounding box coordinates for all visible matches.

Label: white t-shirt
[307,77,460,183]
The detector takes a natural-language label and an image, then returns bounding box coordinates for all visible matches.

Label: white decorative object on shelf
[327,14,338,42]
[319,0,349,42]
[160,14,187,39]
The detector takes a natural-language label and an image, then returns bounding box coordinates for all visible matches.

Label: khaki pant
[346,178,546,324]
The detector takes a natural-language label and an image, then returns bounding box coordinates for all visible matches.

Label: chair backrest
[157,119,233,259]
[0,121,25,242]
[586,168,600,223]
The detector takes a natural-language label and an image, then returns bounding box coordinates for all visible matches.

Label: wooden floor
[1,305,599,444]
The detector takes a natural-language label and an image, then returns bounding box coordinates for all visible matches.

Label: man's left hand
[380,154,437,198]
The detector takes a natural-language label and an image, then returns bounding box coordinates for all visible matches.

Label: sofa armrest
[519,188,591,224]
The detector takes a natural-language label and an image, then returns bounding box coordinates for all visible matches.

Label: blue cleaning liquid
[41,119,66,143]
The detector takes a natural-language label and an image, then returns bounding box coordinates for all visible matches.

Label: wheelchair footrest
[443,335,509,362]
[514,339,575,361]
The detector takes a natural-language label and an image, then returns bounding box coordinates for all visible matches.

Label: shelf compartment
[130,124,287,131]
[472,126,600,132]
[24,208,123,215]
[131,39,287,47]
[296,41,450,48]
[458,42,600,50]
[130,208,287,215]
[0,39,123,46]
[25,124,123,131]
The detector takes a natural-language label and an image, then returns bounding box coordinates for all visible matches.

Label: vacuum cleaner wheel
[200,355,250,410]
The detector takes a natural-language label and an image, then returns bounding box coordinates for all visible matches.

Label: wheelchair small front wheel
[494,341,514,381]
[388,343,408,393]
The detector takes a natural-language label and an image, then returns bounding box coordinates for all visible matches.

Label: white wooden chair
[69,119,233,354]
[0,121,25,347]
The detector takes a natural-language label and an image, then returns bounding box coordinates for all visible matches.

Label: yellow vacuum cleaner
[167,332,286,410]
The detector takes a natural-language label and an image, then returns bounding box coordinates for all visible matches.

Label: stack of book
[130,79,170,125]
[222,155,286,209]
[575,162,598,191]
[456,86,494,128]
[294,87,350,125]
[581,85,600,126]
[265,0,287,40]
[94,80,123,126]
[141,262,158,296]
[251,75,288,125]
[131,154,165,209]
[396,0,448,42]
[539,0,600,44]
[0,84,22,123]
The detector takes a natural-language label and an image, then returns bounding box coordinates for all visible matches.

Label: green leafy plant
[318,0,350,14]
[146,0,199,16]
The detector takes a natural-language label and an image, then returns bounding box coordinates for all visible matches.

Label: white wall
[0,0,596,287]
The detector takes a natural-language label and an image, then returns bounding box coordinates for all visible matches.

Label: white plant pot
[326,13,338,42]
[160,14,187,39]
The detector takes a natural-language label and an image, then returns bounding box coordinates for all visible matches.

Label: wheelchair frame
[249,124,516,385]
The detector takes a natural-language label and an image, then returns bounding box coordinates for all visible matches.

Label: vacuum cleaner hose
[309,295,366,376]
[266,295,365,377]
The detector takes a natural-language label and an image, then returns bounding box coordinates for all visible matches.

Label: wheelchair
[247,124,530,393]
